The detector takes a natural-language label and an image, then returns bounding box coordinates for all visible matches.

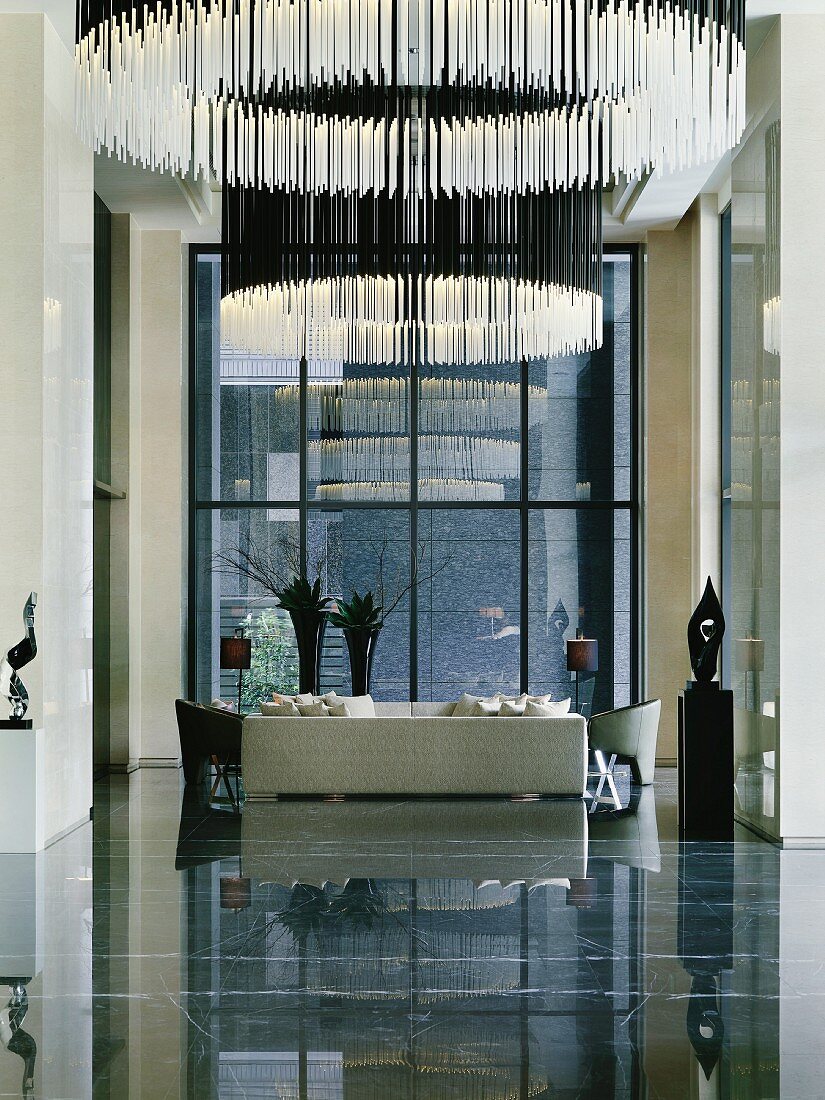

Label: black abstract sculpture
[0,981,36,1097]
[687,578,725,684]
[0,594,38,728]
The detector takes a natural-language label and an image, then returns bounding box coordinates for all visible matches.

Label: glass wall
[722,108,781,837]
[191,251,637,711]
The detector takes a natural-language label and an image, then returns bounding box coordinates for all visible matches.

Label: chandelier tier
[219,182,603,364]
[76,0,746,191]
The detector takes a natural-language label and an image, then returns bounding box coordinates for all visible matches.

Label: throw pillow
[523,698,572,717]
[261,701,300,717]
[209,698,234,711]
[498,699,527,716]
[327,702,352,717]
[271,691,315,705]
[296,701,330,717]
[467,698,500,717]
[452,692,482,717]
[321,693,376,717]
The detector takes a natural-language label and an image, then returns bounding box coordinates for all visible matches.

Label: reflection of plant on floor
[238,609,298,709]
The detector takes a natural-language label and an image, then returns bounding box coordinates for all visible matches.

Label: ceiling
[7,0,821,239]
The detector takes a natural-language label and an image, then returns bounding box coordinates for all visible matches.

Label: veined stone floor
[1,766,824,1098]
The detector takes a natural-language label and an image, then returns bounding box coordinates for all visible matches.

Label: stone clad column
[0,13,93,849]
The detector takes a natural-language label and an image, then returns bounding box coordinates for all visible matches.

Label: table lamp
[220,630,252,714]
[566,630,599,714]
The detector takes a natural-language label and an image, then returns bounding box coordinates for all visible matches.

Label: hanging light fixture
[219,181,603,365]
[76,1,746,192]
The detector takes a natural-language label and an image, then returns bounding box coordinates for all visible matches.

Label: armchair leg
[590,750,620,811]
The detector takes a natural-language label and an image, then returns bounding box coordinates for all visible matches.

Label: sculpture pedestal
[678,687,734,840]
[0,728,45,852]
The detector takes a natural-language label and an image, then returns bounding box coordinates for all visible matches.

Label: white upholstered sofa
[241,701,587,799]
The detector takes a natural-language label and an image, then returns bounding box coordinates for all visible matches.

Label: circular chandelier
[219,182,603,365]
[76,0,746,190]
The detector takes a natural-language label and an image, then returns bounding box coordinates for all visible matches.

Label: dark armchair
[175,700,243,786]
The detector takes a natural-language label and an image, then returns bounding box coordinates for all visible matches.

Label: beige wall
[107,224,187,769]
[645,218,696,762]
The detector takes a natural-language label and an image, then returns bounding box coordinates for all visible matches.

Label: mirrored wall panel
[723,110,781,838]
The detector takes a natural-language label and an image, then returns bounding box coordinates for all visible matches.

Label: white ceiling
[7,0,820,240]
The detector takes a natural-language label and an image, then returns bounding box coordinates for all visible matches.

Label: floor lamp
[566,631,599,715]
[220,630,252,715]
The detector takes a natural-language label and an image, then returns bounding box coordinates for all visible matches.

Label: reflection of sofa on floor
[242,702,587,799]
[241,798,589,886]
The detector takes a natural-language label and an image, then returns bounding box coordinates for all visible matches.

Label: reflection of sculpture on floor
[678,843,733,1090]
[0,981,36,1097]
[0,593,37,729]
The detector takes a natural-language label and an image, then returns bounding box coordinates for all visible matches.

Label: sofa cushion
[498,699,526,716]
[524,698,572,717]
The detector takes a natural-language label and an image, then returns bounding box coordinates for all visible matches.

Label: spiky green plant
[274,575,331,615]
[327,589,383,631]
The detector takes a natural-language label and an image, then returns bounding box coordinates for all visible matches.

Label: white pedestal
[0,729,45,853]
[0,853,43,980]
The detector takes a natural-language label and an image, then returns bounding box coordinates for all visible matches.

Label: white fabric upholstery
[412,701,455,717]
[375,702,413,716]
[242,712,587,797]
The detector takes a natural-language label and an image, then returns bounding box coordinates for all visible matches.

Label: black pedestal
[678,686,734,840]
[0,718,33,729]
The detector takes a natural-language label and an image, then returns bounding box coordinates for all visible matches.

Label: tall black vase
[343,627,381,697]
[289,610,328,695]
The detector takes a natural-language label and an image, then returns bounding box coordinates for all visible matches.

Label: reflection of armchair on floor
[589,699,661,786]
[587,786,661,873]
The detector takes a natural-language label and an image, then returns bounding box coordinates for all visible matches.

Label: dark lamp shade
[220,876,252,911]
[735,638,765,672]
[220,636,251,670]
[566,637,599,673]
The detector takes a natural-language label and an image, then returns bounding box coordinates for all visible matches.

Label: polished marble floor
[3,769,825,1098]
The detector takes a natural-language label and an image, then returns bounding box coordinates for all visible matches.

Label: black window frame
[187,244,642,704]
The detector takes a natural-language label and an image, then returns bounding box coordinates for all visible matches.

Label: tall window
[190,250,638,712]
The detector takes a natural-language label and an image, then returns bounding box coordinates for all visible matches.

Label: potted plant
[273,574,331,695]
[328,590,383,697]
[327,537,450,696]
[214,536,331,695]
